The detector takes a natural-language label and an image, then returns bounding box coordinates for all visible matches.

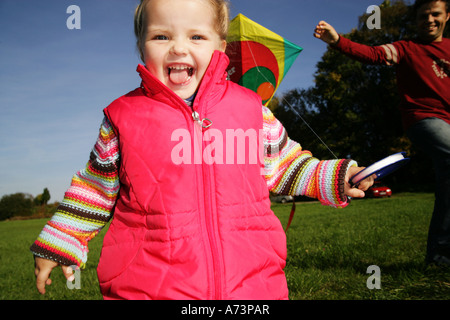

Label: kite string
[244,41,338,159]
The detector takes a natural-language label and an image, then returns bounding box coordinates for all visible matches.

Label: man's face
[416,1,450,42]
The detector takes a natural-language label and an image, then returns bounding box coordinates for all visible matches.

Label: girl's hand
[314,21,340,45]
[34,256,75,294]
[344,166,375,198]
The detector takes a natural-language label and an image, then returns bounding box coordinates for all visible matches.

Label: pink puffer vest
[97,51,288,300]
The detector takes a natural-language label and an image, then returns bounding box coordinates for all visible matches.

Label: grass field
[1,192,449,300]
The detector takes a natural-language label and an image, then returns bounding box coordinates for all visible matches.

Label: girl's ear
[219,39,227,52]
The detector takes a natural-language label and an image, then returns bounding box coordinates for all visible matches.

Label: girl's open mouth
[168,65,194,85]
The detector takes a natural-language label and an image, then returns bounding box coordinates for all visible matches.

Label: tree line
[0,188,58,221]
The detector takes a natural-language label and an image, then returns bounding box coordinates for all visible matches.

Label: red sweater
[334,36,450,130]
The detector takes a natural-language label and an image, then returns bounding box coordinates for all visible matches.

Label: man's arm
[314,20,402,66]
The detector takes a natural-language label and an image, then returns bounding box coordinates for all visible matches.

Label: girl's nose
[170,40,188,56]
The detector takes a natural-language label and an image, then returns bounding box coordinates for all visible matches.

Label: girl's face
[143,0,227,100]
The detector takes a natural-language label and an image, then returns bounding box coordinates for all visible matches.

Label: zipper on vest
[192,111,213,129]
[202,164,222,300]
[191,109,222,300]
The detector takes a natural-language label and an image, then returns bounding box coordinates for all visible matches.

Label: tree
[34,188,51,206]
[42,188,51,205]
[0,193,34,221]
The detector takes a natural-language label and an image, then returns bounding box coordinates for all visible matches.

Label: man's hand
[314,21,340,45]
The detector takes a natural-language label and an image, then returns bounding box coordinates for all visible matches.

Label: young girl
[31,0,373,300]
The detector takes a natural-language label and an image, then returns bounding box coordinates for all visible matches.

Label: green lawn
[280,193,450,300]
[1,192,449,300]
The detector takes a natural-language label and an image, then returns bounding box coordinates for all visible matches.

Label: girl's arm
[263,106,368,208]
[30,117,120,268]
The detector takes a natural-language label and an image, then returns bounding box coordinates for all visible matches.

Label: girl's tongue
[169,67,193,85]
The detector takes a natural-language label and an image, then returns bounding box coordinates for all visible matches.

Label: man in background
[314,0,450,266]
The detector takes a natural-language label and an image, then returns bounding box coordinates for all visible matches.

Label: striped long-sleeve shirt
[30,106,356,268]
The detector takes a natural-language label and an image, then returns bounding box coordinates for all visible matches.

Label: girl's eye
[192,35,203,40]
[154,35,168,40]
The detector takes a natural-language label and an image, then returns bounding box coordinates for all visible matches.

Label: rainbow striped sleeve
[263,106,357,208]
[30,117,120,268]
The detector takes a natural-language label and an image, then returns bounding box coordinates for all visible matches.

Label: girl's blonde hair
[134,0,230,62]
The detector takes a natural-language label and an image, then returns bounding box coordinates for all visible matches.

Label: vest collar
[137,50,230,107]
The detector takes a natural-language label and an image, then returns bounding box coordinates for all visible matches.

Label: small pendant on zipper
[192,111,213,129]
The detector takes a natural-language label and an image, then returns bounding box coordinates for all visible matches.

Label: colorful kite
[226,14,303,105]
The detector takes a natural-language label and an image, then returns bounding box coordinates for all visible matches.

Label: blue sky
[0,0,408,202]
